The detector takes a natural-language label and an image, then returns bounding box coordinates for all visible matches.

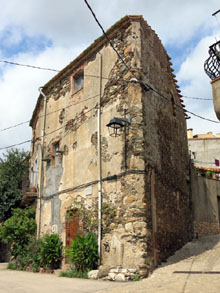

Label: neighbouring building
[191,165,220,237]
[29,15,192,276]
[188,129,220,171]
[187,129,220,236]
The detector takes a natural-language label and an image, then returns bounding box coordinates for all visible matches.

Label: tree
[0,149,29,221]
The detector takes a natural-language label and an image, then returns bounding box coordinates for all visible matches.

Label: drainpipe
[97,52,102,258]
[37,87,47,239]
[150,167,157,267]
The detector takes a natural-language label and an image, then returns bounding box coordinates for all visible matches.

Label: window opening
[34,158,38,187]
[73,71,84,93]
[54,142,60,165]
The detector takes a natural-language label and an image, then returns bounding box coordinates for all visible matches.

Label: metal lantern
[106,117,130,137]
[106,117,125,137]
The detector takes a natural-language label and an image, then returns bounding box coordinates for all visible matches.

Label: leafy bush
[0,208,36,259]
[38,234,62,269]
[65,233,99,272]
[59,269,88,279]
[14,237,43,272]
[7,262,17,270]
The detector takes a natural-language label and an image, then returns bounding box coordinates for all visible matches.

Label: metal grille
[204,40,220,80]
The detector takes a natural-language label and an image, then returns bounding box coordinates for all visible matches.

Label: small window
[73,71,84,93]
[54,142,60,164]
[33,158,38,187]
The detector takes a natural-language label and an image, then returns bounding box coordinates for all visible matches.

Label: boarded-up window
[65,209,81,247]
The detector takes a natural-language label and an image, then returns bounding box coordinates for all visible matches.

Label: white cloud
[0,0,219,46]
[0,44,85,155]
[177,33,220,134]
[0,0,220,156]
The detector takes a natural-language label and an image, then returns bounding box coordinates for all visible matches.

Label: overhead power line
[0,60,60,72]
[182,95,212,101]
[0,93,99,132]
[83,0,220,124]
[83,0,151,91]
[1,2,219,150]
[0,105,97,151]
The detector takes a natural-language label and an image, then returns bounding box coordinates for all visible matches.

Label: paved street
[1,234,220,293]
[99,234,220,293]
[0,269,127,293]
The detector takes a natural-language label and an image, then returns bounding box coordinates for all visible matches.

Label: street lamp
[106,117,131,137]
[106,108,131,169]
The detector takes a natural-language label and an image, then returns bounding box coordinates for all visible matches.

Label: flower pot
[30,186,37,193]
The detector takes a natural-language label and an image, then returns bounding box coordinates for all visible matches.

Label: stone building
[29,15,192,276]
[187,129,220,238]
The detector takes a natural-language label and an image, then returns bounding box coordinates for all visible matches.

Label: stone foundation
[194,221,220,237]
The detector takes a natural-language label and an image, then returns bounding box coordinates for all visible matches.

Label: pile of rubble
[88,265,139,281]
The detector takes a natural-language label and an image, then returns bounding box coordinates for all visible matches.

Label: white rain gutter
[97,52,102,257]
[37,87,47,239]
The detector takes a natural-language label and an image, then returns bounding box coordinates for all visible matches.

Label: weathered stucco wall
[191,165,220,237]
[188,138,220,169]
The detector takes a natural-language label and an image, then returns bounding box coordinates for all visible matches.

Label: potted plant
[30,186,37,193]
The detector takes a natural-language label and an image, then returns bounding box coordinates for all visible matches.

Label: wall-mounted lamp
[106,107,131,169]
[106,117,131,137]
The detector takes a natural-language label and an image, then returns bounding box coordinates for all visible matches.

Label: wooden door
[65,210,80,247]
[218,196,220,225]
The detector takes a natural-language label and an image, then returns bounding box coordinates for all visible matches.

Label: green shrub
[7,237,42,272]
[131,273,141,281]
[0,208,36,259]
[206,170,214,178]
[65,233,99,272]
[59,269,88,279]
[38,234,62,269]
[7,262,17,270]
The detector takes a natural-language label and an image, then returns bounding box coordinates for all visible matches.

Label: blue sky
[0,0,220,157]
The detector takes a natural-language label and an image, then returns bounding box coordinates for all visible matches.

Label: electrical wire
[83,0,150,90]
[0,60,60,72]
[0,58,116,81]
[182,95,212,101]
[83,0,219,123]
[0,105,97,150]
[1,3,220,145]
[185,110,219,123]
[0,93,100,132]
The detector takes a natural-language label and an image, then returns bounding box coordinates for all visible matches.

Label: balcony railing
[204,40,220,80]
